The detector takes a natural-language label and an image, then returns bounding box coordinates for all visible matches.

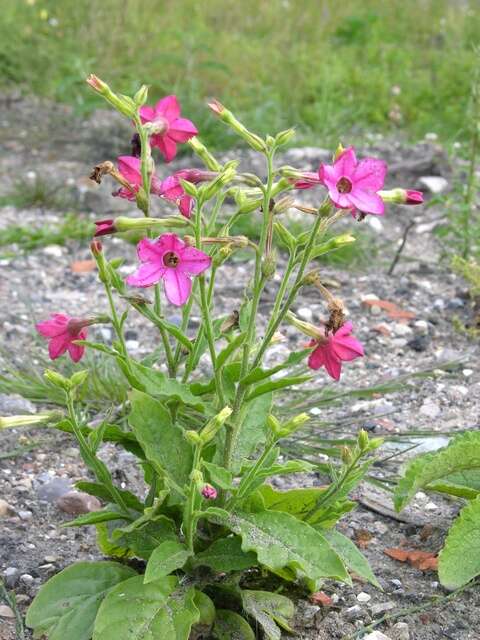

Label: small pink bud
[94,219,117,237]
[207,99,225,116]
[90,240,103,256]
[405,190,424,205]
[201,484,217,500]
[86,74,107,93]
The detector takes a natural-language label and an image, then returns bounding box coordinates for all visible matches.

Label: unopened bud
[0,413,60,430]
[185,430,202,445]
[208,99,267,152]
[114,216,189,233]
[44,369,70,391]
[179,179,199,198]
[90,240,103,256]
[285,311,324,341]
[70,370,89,388]
[201,484,218,500]
[134,84,149,106]
[333,143,346,161]
[280,413,310,437]
[90,241,110,284]
[188,136,222,172]
[199,406,232,444]
[378,188,424,205]
[357,429,369,451]
[275,128,295,147]
[273,196,294,214]
[86,75,136,118]
[94,219,117,237]
[341,446,353,465]
[274,221,296,251]
[266,414,282,438]
[262,249,277,280]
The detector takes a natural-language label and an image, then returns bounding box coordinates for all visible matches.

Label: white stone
[309,407,321,416]
[297,307,313,322]
[364,632,392,640]
[415,491,427,500]
[390,622,410,640]
[424,132,438,141]
[463,369,474,378]
[43,245,63,258]
[357,592,371,603]
[367,216,384,233]
[418,176,448,194]
[419,400,441,419]
[425,501,438,511]
[414,320,429,335]
[392,323,413,336]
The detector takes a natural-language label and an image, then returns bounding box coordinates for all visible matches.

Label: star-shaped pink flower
[112,156,162,201]
[308,322,364,380]
[36,314,87,362]
[139,96,198,163]
[319,147,387,216]
[126,233,211,306]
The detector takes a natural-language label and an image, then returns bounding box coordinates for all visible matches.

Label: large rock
[56,491,101,515]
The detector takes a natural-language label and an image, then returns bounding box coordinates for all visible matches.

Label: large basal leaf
[192,536,257,572]
[232,393,273,472]
[439,496,480,590]
[213,609,255,640]
[323,529,381,589]
[26,561,136,640]
[258,485,328,520]
[112,514,178,559]
[144,541,192,583]
[241,590,294,640]
[395,432,480,511]
[129,390,193,490]
[204,508,349,588]
[93,575,199,640]
[129,361,205,411]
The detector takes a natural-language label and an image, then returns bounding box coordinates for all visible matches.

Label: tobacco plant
[3,76,423,639]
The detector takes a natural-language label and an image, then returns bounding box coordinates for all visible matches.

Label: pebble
[392,323,413,337]
[370,601,396,616]
[0,605,15,618]
[43,245,63,258]
[0,499,15,518]
[18,510,33,521]
[343,604,364,621]
[36,476,72,502]
[463,369,474,378]
[3,567,18,587]
[407,335,429,352]
[425,501,438,511]
[20,573,34,586]
[364,632,392,640]
[418,176,448,194]
[446,297,464,309]
[357,592,371,603]
[390,622,410,640]
[432,298,445,311]
[374,521,388,535]
[414,320,429,335]
[56,491,102,515]
[297,307,313,322]
[419,400,441,419]
[125,339,140,351]
[391,338,407,349]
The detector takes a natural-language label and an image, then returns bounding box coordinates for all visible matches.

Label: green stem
[184,445,202,551]
[231,438,276,504]
[104,283,129,360]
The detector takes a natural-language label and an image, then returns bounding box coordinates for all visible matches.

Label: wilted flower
[126,233,211,306]
[140,96,198,162]
[319,147,387,216]
[36,314,88,362]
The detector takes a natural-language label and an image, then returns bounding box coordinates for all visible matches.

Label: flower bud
[275,128,295,147]
[44,369,71,391]
[114,216,189,233]
[188,136,222,172]
[185,430,202,445]
[94,219,117,237]
[133,84,149,107]
[90,240,103,256]
[341,445,353,465]
[179,179,199,198]
[70,370,89,389]
[266,414,283,438]
[201,484,218,500]
[90,241,110,284]
[378,188,424,205]
[0,413,60,430]
[86,75,136,118]
[280,413,310,437]
[357,429,369,451]
[273,196,294,214]
[285,311,325,341]
[333,143,346,161]
[262,249,277,280]
[199,406,232,445]
[208,99,267,152]
[274,221,296,252]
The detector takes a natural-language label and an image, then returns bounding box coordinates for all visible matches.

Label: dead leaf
[71,260,96,274]
[310,591,333,606]
[362,298,416,322]
[384,547,438,571]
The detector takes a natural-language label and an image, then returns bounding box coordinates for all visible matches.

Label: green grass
[1,0,478,148]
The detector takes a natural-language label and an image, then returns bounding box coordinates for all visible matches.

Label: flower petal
[151,134,177,162]
[159,175,184,199]
[163,269,192,306]
[334,321,353,337]
[332,335,364,361]
[126,262,166,287]
[168,118,198,142]
[334,147,357,177]
[36,314,69,337]
[48,334,70,360]
[318,163,339,190]
[159,233,185,253]
[178,245,211,275]
[155,96,181,123]
[178,195,194,218]
[117,156,142,185]
[307,344,326,370]
[348,189,385,215]
[139,105,156,123]
[323,346,342,380]
[353,158,387,191]
[137,237,163,262]
[67,342,85,363]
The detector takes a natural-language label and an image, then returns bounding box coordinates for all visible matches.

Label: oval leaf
[144,541,192,583]
[213,609,255,640]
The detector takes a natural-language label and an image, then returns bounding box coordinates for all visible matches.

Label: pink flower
[139,96,198,163]
[159,170,217,218]
[94,219,116,237]
[113,156,162,201]
[36,314,88,363]
[319,147,387,216]
[201,484,217,500]
[405,190,424,205]
[126,233,211,306]
[292,171,322,190]
[308,322,364,381]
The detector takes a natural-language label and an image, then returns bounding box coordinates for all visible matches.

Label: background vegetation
[1,0,479,148]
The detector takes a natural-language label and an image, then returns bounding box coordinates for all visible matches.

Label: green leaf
[63,510,129,528]
[193,536,257,572]
[395,432,480,511]
[242,458,316,496]
[213,609,255,640]
[204,508,349,588]
[192,590,215,626]
[112,514,177,559]
[258,485,327,519]
[75,482,144,512]
[232,393,273,472]
[242,590,294,640]
[240,350,309,386]
[144,541,192,583]
[93,575,200,640]
[439,496,480,590]
[273,221,296,252]
[427,480,480,500]
[161,319,193,353]
[129,362,204,410]
[323,529,381,589]
[246,374,311,401]
[26,561,136,640]
[129,390,193,491]
[202,461,235,490]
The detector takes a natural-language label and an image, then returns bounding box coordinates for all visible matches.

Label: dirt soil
[0,94,479,640]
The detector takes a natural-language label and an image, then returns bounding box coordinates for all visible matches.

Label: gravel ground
[0,94,479,640]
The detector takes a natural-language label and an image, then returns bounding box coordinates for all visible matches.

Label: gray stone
[56,491,101,515]
[36,477,72,502]
[18,510,33,521]
[369,601,396,616]
[390,622,410,640]
[419,400,441,419]
[19,574,34,586]
[343,604,364,621]
[356,592,371,603]
[392,323,413,337]
[364,632,392,640]
[0,393,36,415]
[3,567,18,587]
[418,176,448,194]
